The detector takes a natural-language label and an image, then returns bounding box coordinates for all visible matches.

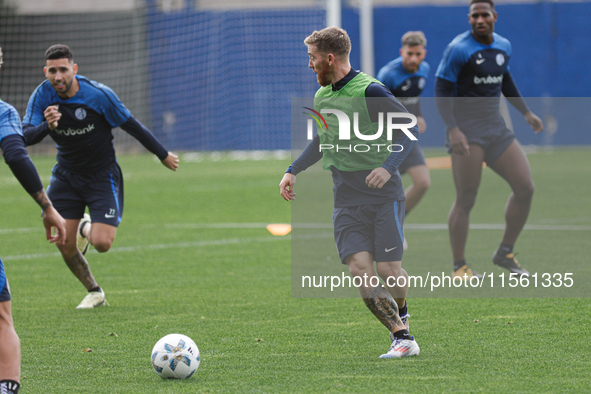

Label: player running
[280,27,420,358]
[377,31,431,250]
[22,44,179,309]
[434,0,543,278]
[1,47,67,394]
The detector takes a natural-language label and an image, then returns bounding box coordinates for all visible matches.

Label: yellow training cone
[266,224,292,236]
[426,156,486,169]
[426,156,452,169]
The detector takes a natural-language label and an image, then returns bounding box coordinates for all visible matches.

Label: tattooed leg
[360,285,405,333]
[63,251,98,290]
[346,251,405,333]
[57,219,99,291]
[376,261,409,310]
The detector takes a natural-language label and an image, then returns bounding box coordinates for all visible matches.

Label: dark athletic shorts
[0,258,11,302]
[399,143,426,174]
[446,127,515,166]
[333,201,405,264]
[47,162,124,227]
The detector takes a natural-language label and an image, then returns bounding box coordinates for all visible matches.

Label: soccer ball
[151,333,200,379]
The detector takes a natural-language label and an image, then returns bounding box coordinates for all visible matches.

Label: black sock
[392,329,412,341]
[399,302,408,316]
[0,380,20,394]
[454,259,467,270]
[89,286,102,293]
[498,243,513,255]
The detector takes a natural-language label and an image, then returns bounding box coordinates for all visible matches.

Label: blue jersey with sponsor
[377,57,430,115]
[435,31,512,135]
[435,30,511,97]
[23,75,131,173]
[0,100,23,143]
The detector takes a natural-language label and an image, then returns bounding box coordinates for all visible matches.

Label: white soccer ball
[151,333,200,379]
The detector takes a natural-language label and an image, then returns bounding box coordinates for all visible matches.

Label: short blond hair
[304,27,351,58]
[401,31,427,48]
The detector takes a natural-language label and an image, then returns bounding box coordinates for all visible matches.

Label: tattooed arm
[1,134,66,244]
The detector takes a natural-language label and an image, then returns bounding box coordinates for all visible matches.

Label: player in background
[22,44,179,309]
[0,47,67,394]
[377,31,431,250]
[279,27,420,358]
[434,0,543,278]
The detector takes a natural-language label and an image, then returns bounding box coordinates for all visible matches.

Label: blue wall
[146,2,591,150]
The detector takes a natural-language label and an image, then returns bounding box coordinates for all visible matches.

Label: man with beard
[377,31,431,250]
[435,0,543,279]
[22,44,179,309]
[279,27,420,358]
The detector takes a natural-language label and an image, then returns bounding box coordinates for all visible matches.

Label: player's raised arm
[21,82,57,145]
[119,115,179,170]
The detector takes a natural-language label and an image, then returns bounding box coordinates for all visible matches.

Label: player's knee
[347,264,365,278]
[456,190,478,210]
[57,239,78,257]
[377,265,405,281]
[347,260,370,278]
[0,306,15,328]
[515,181,535,201]
[92,238,114,253]
[345,253,374,278]
[415,177,431,193]
[377,265,396,279]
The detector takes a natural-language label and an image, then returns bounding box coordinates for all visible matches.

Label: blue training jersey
[435,31,512,135]
[0,100,23,143]
[23,75,131,173]
[376,57,430,115]
[435,30,511,98]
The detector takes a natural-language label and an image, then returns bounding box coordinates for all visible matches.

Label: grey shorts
[399,143,426,173]
[447,127,515,165]
[333,201,405,264]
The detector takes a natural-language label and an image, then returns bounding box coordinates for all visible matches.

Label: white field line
[2,236,289,261]
[1,232,336,262]
[2,222,588,261]
[289,223,591,231]
[4,223,590,234]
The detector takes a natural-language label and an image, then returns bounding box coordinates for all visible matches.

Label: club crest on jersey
[418,77,426,90]
[75,108,87,120]
[496,54,505,66]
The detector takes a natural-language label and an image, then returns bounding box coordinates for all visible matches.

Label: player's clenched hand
[44,105,61,130]
[366,167,391,189]
[279,173,296,201]
[42,205,66,245]
[162,152,179,171]
[524,111,544,134]
[448,127,470,156]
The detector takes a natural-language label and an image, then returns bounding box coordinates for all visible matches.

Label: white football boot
[77,213,91,255]
[380,336,420,359]
[76,289,107,309]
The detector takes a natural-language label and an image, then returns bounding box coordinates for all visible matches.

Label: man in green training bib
[279,27,420,359]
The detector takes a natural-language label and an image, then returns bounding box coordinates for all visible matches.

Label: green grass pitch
[1,147,589,393]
